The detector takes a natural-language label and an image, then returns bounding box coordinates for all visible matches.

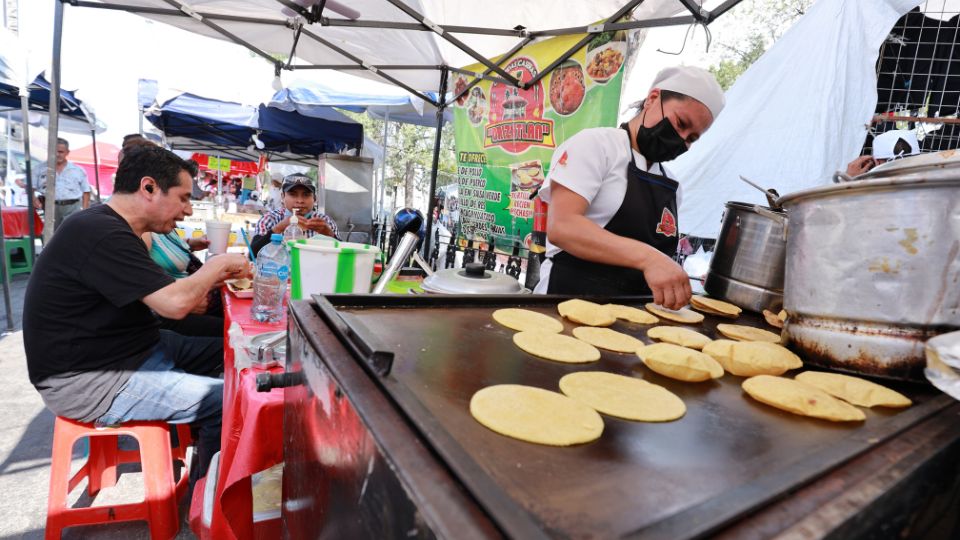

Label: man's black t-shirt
[23,204,175,422]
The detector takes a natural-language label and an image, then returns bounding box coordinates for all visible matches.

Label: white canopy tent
[670,0,925,237]
[55,0,745,254]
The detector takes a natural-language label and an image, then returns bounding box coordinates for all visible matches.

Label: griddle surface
[314,295,948,539]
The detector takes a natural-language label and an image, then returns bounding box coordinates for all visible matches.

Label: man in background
[36,137,91,229]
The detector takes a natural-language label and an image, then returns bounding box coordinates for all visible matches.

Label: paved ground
[0,275,194,539]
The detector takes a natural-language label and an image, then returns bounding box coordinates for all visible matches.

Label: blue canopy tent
[0,74,105,135]
[146,92,364,168]
[1,60,106,329]
[268,80,451,221]
[268,83,450,128]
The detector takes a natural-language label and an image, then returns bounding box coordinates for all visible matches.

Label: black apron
[547,125,680,295]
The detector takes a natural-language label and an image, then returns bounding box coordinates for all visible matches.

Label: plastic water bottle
[283,209,305,244]
[251,234,290,323]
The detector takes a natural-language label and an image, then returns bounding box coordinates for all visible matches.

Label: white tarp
[85,0,698,91]
[669,0,924,237]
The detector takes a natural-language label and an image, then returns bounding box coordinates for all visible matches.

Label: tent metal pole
[377,109,390,224]
[384,0,519,87]
[533,16,699,36]
[525,0,645,89]
[319,17,528,37]
[91,127,101,202]
[449,35,535,106]
[158,0,279,65]
[20,93,37,263]
[298,28,440,107]
[422,67,447,260]
[43,0,65,243]
[0,215,12,331]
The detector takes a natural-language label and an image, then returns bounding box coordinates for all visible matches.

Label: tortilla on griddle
[689,296,742,319]
[716,323,782,343]
[572,327,644,353]
[795,371,911,408]
[742,375,866,422]
[637,342,724,382]
[604,303,659,324]
[470,384,604,445]
[493,308,564,333]
[646,326,712,350]
[513,330,601,363]
[645,303,704,324]
[559,371,685,422]
[558,299,617,327]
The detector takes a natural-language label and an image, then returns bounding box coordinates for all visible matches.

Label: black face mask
[634,102,688,163]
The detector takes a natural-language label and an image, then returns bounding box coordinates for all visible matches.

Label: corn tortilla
[513,331,601,363]
[492,308,564,333]
[470,385,604,445]
[559,372,686,422]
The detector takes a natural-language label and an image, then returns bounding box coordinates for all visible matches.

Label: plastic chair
[4,237,33,275]
[45,417,192,540]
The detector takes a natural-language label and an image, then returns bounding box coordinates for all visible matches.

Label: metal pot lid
[421,262,524,294]
[861,148,960,179]
[777,150,960,207]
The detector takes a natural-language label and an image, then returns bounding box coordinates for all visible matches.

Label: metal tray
[310,294,951,539]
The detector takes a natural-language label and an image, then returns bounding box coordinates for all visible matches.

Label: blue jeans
[95,330,224,481]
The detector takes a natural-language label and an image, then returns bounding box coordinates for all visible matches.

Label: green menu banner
[451,28,631,252]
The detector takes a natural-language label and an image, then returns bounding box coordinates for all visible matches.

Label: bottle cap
[271,233,283,243]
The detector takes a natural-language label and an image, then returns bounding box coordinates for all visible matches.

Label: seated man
[250,172,339,256]
[23,145,251,481]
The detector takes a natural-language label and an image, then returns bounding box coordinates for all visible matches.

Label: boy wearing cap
[250,173,339,256]
[533,66,725,309]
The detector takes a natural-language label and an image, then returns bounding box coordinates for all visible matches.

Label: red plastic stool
[45,417,193,540]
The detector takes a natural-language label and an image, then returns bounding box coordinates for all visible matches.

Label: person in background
[250,172,339,256]
[36,137,92,229]
[845,129,921,176]
[23,145,251,481]
[239,174,257,205]
[263,172,283,211]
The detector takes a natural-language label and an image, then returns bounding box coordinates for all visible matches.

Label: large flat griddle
[311,294,952,539]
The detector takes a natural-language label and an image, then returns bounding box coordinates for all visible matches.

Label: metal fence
[871,2,960,154]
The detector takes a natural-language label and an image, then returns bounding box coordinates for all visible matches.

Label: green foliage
[344,110,457,196]
[706,0,813,90]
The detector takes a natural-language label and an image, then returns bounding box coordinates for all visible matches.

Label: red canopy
[71,142,120,197]
[191,153,260,175]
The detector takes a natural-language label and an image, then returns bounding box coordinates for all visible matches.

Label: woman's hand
[641,251,692,310]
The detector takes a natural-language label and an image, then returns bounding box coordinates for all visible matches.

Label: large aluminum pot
[704,201,786,313]
[777,150,960,380]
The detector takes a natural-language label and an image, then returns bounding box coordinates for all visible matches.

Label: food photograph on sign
[451,26,634,252]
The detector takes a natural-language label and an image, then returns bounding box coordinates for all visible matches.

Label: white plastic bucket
[289,240,380,299]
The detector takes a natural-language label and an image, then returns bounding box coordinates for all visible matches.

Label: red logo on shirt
[557,151,568,167]
[656,208,677,237]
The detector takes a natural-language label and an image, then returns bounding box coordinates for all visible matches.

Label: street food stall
[47,2,960,539]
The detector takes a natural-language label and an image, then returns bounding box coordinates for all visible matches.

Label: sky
[9,1,724,152]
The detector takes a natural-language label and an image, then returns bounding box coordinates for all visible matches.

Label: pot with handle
[776,150,960,380]
[704,201,787,313]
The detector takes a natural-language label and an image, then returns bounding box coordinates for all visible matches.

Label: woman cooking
[533,66,725,309]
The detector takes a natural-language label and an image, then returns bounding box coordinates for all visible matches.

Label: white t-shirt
[533,127,680,293]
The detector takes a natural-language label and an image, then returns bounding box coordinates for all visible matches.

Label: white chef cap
[624,66,726,120]
[872,129,920,160]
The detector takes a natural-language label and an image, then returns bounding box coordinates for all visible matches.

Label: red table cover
[190,290,285,540]
[2,207,43,238]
